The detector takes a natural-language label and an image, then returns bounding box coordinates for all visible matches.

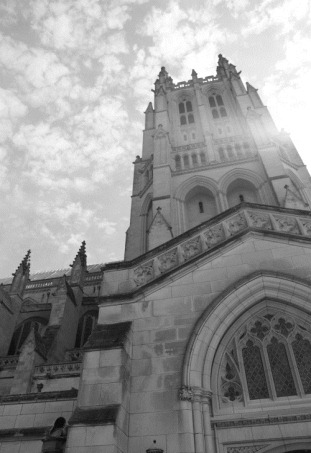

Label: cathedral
[1,54,311,453]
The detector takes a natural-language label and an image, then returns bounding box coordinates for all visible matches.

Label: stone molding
[226,446,268,453]
[33,361,82,379]
[0,388,78,403]
[212,412,311,429]
[0,355,19,369]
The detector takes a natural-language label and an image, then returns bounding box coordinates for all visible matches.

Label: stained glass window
[242,340,269,399]
[221,311,311,406]
[292,334,311,394]
[267,337,296,397]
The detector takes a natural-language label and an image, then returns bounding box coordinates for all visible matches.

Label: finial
[191,69,197,77]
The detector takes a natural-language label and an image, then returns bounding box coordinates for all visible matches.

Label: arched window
[218,147,225,161]
[8,318,47,355]
[75,310,98,348]
[179,100,195,125]
[200,152,206,165]
[216,94,224,106]
[227,145,234,159]
[192,154,198,167]
[235,143,243,157]
[226,178,258,207]
[220,106,227,117]
[209,94,227,119]
[175,155,181,171]
[243,142,251,154]
[218,310,311,404]
[183,155,189,169]
[185,186,217,229]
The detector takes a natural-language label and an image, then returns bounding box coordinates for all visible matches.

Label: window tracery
[8,318,47,355]
[179,100,195,125]
[219,310,311,405]
[208,94,227,119]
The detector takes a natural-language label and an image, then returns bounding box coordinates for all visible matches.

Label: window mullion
[262,341,277,400]
[288,338,304,396]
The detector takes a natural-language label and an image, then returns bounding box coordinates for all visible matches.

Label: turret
[145,102,154,130]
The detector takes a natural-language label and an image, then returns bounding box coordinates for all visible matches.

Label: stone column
[179,386,215,453]
[192,387,205,453]
[202,391,215,453]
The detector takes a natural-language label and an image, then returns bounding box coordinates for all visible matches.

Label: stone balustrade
[127,204,311,289]
[0,355,19,369]
[33,361,82,379]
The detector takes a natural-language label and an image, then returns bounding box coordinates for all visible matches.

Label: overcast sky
[0,0,310,277]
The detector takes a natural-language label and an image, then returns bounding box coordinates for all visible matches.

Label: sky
[0,0,310,277]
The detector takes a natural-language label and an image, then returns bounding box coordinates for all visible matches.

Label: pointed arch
[182,271,311,390]
[174,176,220,233]
[218,168,274,207]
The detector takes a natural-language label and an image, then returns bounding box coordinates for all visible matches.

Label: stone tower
[125,54,311,259]
[1,56,311,453]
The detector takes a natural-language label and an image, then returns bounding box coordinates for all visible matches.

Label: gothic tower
[125,54,311,259]
[1,56,311,453]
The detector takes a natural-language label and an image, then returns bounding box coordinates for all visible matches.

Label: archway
[226,178,258,207]
[185,186,217,229]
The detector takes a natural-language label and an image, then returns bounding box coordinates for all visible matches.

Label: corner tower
[125,54,311,260]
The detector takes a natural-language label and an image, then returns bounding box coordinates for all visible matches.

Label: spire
[14,250,31,274]
[10,250,31,296]
[69,241,87,286]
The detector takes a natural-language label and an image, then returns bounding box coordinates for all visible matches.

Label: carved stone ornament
[299,219,311,236]
[157,248,178,273]
[226,213,247,235]
[178,386,194,401]
[203,225,225,249]
[133,263,154,287]
[273,215,300,235]
[181,237,201,261]
[247,211,272,230]
[227,445,268,453]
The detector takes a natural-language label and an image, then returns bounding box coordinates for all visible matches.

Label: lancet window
[8,318,47,355]
[179,100,195,125]
[75,310,98,348]
[219,309,311,406]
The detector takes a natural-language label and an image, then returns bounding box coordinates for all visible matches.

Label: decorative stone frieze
[227,446,268,453]
[0,355,19,369]
[212,412,311,428]
[133,262,154,286]
[114,203,311,290]
[33,362,82,379]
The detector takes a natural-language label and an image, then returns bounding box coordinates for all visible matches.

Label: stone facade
[0,56,311,453]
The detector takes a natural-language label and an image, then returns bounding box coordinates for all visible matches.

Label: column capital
[178,386,212,402]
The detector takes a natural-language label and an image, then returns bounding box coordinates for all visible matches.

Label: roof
[0,263,105,285]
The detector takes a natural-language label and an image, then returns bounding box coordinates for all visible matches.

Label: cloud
[242,0,310,36]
